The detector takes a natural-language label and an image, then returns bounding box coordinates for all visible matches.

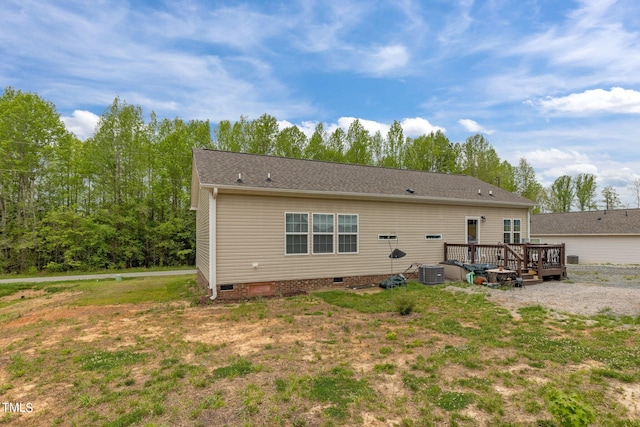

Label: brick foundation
[197,270,418,302]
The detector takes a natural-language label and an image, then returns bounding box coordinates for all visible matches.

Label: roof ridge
[195,148,469,178]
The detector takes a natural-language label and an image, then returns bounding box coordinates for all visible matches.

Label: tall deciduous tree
[513,157,544,206]
[402,131,458,173]
[601,186,622,209]
[215,116,250,152]
[326,127,346,162]
[304,123,328,160]
[379,120,404,168]
[247,113,278,155]
[0,87,69,271]
[548,175,575,212]
[574,173,597,211]
[628,178,640,208]
[458,134,502,185]
[85,98,150,268]
[345,119,373,165]
[275,125,307,158]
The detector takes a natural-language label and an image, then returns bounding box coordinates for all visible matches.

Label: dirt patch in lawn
[1,270,639,426]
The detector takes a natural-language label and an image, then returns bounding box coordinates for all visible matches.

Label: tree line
[0,87,629,274]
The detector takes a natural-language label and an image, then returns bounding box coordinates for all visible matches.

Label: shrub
[394,294,415,316]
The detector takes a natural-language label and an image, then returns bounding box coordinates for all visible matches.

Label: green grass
[3,278,640,426]
[74,276,198,305]
[0,265,195,281]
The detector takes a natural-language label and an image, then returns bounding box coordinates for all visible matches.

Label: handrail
[444,242,566,279]
[503,243,524,276]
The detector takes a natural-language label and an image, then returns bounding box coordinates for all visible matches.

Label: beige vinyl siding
[534,235,640,264]
[195,187,210,283]
[215,193,529,284]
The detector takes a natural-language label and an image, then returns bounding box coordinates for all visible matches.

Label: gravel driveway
[461,265,640,317]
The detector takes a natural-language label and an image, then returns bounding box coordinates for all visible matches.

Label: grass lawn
[1,278,639,426]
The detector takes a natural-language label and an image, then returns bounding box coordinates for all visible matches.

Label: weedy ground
[1,276,640,426]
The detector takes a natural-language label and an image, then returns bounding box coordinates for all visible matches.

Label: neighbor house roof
[531,209,640,235]
[192,149,535,208]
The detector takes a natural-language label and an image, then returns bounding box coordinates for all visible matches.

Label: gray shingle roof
[193,149,535,207]
[531,209,640,235]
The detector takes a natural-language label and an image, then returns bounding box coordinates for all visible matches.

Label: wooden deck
[443,243,567,285]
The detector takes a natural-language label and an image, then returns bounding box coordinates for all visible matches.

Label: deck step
[522,278,543,286]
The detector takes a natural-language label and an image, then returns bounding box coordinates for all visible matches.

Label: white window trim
[513,218,522,244]
[312,213,335,255]
[465,216,480,245]
[503,218,523,244]
[503,218,512,244]
[284,212,309,256]
[337,213,359,254]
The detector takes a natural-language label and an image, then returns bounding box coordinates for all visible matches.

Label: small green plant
[545,389,596,427]
[436,391,476,411]
[394,294,416,316]
[374,363,396,374]
[385,331,398,341]
[379,346,393,355]
[212,357,261,379]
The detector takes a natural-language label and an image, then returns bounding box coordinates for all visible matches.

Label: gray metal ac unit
[419,265,444,285]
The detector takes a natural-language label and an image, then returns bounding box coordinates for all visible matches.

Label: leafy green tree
[84,98,151,268]
[304,123,328,160]
[275,125,307,158]
[0,87,69,271]
[458,134,502,184]
[379,120,404,168]
[574,173,597,211]
[345,119,373,165]
[402,131,458,173]
[326,127,346,162]
[247,113,278,155]
[601,186,622,209]
[548,175,575,212]
[496,160,516,192]
[215,116,250,152]
[513,158,543,201]
[45,132,85,210]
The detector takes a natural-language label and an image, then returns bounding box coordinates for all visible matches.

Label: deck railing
[444,243,566,279]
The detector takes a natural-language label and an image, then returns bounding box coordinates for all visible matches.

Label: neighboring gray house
[191,149,535,300]
[530,209,640,264]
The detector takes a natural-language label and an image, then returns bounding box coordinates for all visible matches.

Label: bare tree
[628,178,640,208]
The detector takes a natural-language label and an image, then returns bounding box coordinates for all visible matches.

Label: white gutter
[209,188,218,300]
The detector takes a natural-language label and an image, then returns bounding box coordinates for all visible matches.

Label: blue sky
[2,0,640,206]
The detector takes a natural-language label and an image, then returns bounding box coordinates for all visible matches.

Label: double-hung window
[285,213,308,255]
[513,219,521,244]
[312,214,334,254]
[503,219,522,244]
[338,214,358,253]
[503,219,512,244]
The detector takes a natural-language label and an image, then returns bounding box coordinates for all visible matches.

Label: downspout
[209,188,218,300]
[527,209,531,242]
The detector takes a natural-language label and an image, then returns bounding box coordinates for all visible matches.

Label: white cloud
[61,110,100,140]
[361,44,410,76]
[399,117,445,138]
[532,87,640,115]
[525,148,591,168]
[283,116,445,140]
[458,119,494,134]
